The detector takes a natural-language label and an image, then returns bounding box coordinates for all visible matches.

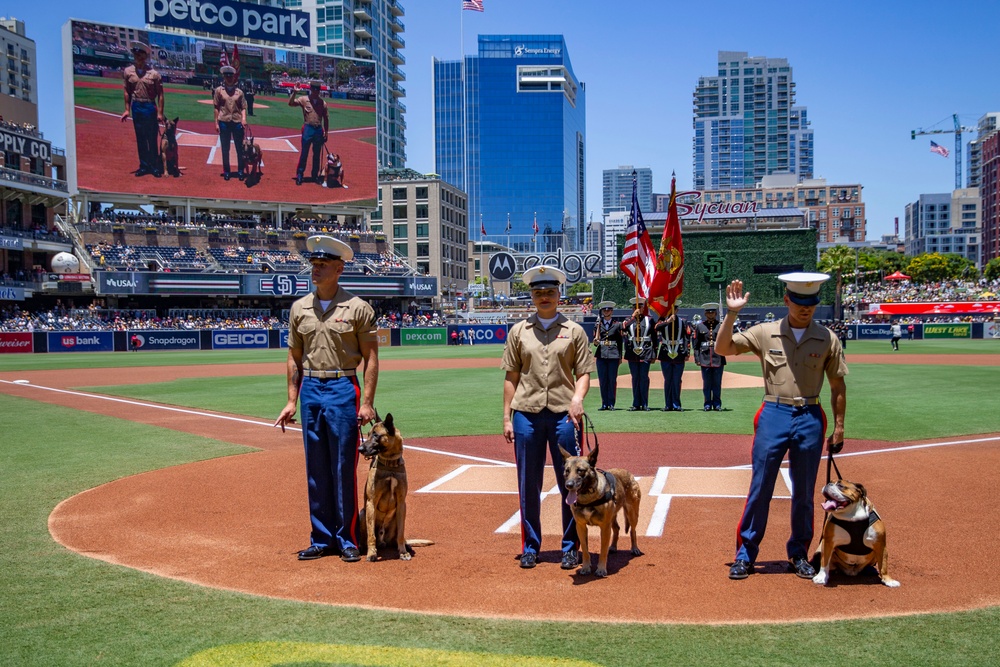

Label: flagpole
[479,213,485,303]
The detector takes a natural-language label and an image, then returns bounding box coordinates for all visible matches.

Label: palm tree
[818,245,857,320]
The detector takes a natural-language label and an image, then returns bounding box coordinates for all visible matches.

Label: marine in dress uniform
[655,306,690,411]
[275,235,379,563]
[289,81,329,185]
[622,297,657,411]
[715,273,848,581]
[691,303,726,411]
[120,42,165,177]
[213,65,247,181]
[592,300,624,411]
[502,266,595,570]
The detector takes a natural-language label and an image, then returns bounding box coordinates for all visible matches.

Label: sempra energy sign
[146,0,311,47]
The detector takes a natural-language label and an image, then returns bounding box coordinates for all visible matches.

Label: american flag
[463,0,484,11]
[619,175,656,299]
[532,213,539,236]
[930,141,950,158]
[219,49,230,69]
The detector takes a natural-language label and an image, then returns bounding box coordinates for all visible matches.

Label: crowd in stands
[0,116,41,139]
[1,266,48,285]
[1,304,284,332]
[0,223,70,241]
[375,311,447,329]
[843,278,1000,307]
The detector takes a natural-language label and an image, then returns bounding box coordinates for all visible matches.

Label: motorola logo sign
[489,252,516,281]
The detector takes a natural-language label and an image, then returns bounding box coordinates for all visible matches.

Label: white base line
[0,380,515,466]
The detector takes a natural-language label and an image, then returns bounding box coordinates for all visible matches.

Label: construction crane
[911,114,977,189]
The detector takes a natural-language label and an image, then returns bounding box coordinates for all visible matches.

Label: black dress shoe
[560,550,580,570]
[519,552,537,569]
[713,406,723,411]
[661,407,672,412]
[223,172,231,181]
[598,406,608,411]
[297,545,336,561]
[238,172,245,181]
[641,406,651,411]
[341,546,362,562]
[627,406,639,412]
[134,168,150,177]
[295,174,303,185]
[704,406,712,412]
[729,559,754,580]
[151,169,162,178]
[789,556,815,579]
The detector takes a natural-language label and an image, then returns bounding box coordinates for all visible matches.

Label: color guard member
[592,300,624,411]
[622,297,656,411]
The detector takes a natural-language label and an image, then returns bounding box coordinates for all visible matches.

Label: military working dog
[242,134,263,180]
[560,442,642,577]
[357,413,431,561]
[812,479,899,587]
[159,117,181,177]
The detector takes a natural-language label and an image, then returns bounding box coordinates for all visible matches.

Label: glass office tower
[433,35,586,251]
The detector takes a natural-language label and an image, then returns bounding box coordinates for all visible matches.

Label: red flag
[618,176,655,298]
[532,213,539,236]
[648,174,684,317]
[480,217,486,236]
[231,44,241,79]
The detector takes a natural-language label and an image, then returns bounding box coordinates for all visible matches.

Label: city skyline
[10,0,999,242]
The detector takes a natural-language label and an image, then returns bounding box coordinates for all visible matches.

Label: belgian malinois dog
[160,117,181,177]
[357,413,431,561]
[559,442,642,577]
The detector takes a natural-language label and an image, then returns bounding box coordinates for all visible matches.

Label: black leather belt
[303,369,356,379]
[763,395,820,406]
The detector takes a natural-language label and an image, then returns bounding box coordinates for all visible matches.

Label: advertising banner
[145,0,312,47]
[450,324,509,345]
[129,330,201,350]
[67,20,377,207]
[401,328,447,346]
[375,328,391,347]
[47,331,115,352]
[212,329,270,349]
[253,273,312,297]
[855,324,892,339]
[0,332,33,354]
[0,234,24,251]
[922,323,971,339]
[0,286,26,301]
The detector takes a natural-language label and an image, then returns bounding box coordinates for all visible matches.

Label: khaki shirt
[501,314,596,414]
[123,65,162,103]
[292,95,328,127]
[731,318,847,399]
[213,86,246,122]
[287,289,377,371]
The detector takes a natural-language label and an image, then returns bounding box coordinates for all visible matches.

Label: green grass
[74,76,375,131]
[2,395,999,666]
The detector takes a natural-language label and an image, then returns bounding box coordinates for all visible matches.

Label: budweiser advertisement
[65,19,377,207]
[0,333,33,354]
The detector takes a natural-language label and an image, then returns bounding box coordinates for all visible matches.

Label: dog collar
[574,470,616,509]
[373,454,404,469]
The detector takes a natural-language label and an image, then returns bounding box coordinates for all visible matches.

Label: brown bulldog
[812,479,899,587]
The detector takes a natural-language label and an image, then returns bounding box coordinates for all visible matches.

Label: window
[416,243,429,257]
[415,204,429,219]
[393,224,407,238]
[392,188,407,201]
[392,205,407,220]
[415,223,429,237]
[415,186,428,200]
[394,243,408,257]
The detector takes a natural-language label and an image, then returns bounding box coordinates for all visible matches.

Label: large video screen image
[66,20,377,206]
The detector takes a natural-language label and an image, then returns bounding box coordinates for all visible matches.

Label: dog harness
[574,470,617,509]
[829,509,881,555]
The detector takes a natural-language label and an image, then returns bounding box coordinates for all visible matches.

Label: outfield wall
[2,322,998,353]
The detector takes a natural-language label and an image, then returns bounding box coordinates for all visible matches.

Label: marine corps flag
[231,43,241,79]
[647,172,684,317]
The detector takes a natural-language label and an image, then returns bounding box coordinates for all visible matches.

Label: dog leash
[825,447,844,484]
[576,412,599,454]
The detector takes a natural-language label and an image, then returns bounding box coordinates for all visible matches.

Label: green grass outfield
[1,341,999,665]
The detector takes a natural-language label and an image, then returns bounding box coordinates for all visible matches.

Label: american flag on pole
[532,213,539,237]
[463,0,484,11]
[647,173,684,317]
[930,140,950,158]
[618,173,656,299]
[219,49,230,69]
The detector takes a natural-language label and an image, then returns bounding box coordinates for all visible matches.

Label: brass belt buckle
[791,397,806,407]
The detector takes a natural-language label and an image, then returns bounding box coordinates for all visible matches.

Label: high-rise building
[1,17,36,109]
[603,166,651,217]
[433,35,586,251]
[154,0,408,169]
[904,190,981,265]
[967,112,1000,189]
[693,51,813,191]
[979,130,1000,264]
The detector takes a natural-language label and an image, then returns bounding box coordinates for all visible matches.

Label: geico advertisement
[47,332,114,352]
[212,329,269,349]
[451,325,509,344]
[130,330,200,350]
[401,328,446,346]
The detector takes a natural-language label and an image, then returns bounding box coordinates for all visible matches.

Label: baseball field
[1,339,999,666]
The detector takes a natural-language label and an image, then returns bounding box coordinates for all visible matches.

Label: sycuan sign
[146,0,311,47]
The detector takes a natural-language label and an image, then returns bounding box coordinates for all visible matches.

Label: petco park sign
[146,0,311,47]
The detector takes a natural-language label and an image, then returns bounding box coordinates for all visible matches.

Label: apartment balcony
[390,82,406,98]
[390,66,405,82]
[389,49,405,65]
[355,39,373,58]
[353,6,373,21]
[354,21,373,39]
[388,33,405,49]
[388,0,405,17]
[388,16,405,33]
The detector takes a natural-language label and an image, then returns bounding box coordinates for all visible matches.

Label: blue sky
[12,0,998,240]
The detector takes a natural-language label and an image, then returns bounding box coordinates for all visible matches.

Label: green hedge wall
[595,229,826,308]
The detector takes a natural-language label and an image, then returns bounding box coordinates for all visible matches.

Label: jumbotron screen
[65,19,377,206]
